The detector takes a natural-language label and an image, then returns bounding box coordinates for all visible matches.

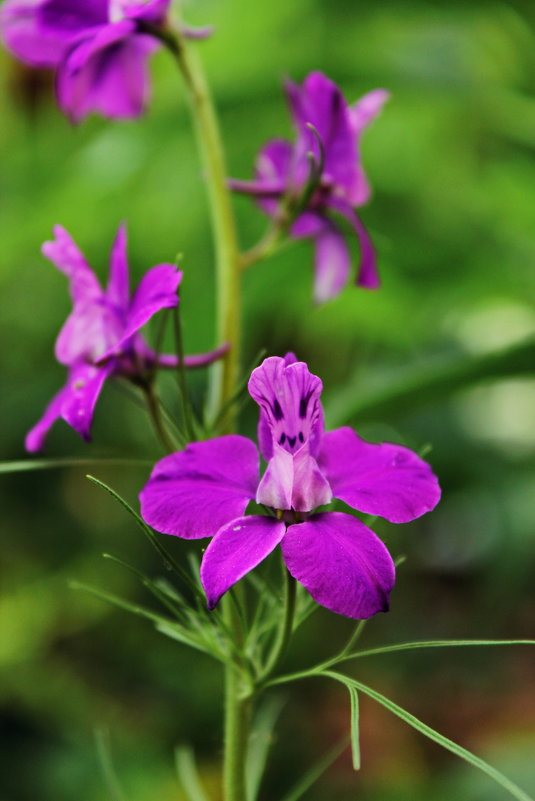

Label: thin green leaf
[324,671,534,801]
[94,727,128,801]
[279,737,349,801]
[155,622,221,657]
[246,695,285,801]
[175,746,211,801]
[69,581,174,627]
[348,685,361,771]
[0,457,151,475]
[342,639,535,663]
[326,336,535,427]
[102,552,192,624]
[86,474,204,601]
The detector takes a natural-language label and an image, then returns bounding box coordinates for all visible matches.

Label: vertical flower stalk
[162,28,241,429]
[155,25,246,800]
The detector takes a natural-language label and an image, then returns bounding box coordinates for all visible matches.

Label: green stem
[223,595,251,801]
[141,381,176,454]
[172,306,196,441]
[162,29,241,428]
[326,335,535,427]
[261,566,297,680]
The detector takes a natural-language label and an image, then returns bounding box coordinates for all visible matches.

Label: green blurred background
[1,0,535,799]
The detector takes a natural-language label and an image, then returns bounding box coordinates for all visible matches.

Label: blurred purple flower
[230,72,388,303]
[0,0,197,121]
[26,224,225,451]
[140,355,440,620]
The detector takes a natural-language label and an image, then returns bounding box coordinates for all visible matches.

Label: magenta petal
[350,88,390,138]
[291,211,326,239]
[100,263,181,360]
[25,382,71,452]
[127,0,171,23]
[42,225,102,303]
[54,298,123,366]
[287,72,358,196]
[281,512,396,619]
[200,516,286,609]
[106,223,130,309]
[60,361,113,441]
[38,0,108,34]
[57,24,155,123]
[0,0,66,66]
[329,198,380,289]
[139,436,259,539]
[257,352,299,459]
[346,89,389,205]
[313,222,351,303]
[249,357,324,459]
[319,427,441,524]
[255,138,293,184]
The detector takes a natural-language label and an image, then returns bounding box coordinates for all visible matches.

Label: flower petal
[60,361,113,441]
[139,435,259,539]
[200,516,286,609]
[256,442,331,512]
[25,381,71,452]
[57,23,156,123]
[286,72,358,196]
[38,0,108,34]
[350,88,390,138]
[100,263,181,360]
[312,221,351,303]
[346,89,389,205]
[281,512,396,619]
[328,198,380,289]
[42,225,102,303]
[249,357,324,459]
[319,427,441,523]
[54,298,123,366]
[0,0,66,66]
[106,222,130,309]
[125,0,171,23]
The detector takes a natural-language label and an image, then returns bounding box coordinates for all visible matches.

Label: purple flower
[26,224,224,452]
[140,355,440,620]
[0,0,177,121]
[230,72,388,303]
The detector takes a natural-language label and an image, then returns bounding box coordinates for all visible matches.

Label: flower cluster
[3,2,442,625]
[231,72,388,302]
[26,225,224,451]
[0,0,193,121]
[140,355,440,619]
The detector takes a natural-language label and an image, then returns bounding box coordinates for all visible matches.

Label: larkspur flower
[230,72,388,303]
[0,0,209,121]
[140,354,440,620]
[26,224,226,452]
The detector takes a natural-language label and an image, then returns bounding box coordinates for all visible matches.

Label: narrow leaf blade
[175,746,210,801]
[348,685,360,771]
[279,738,348,801]
[86,474,204,601]
[324,671,533,801]
[246,695,285,801]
